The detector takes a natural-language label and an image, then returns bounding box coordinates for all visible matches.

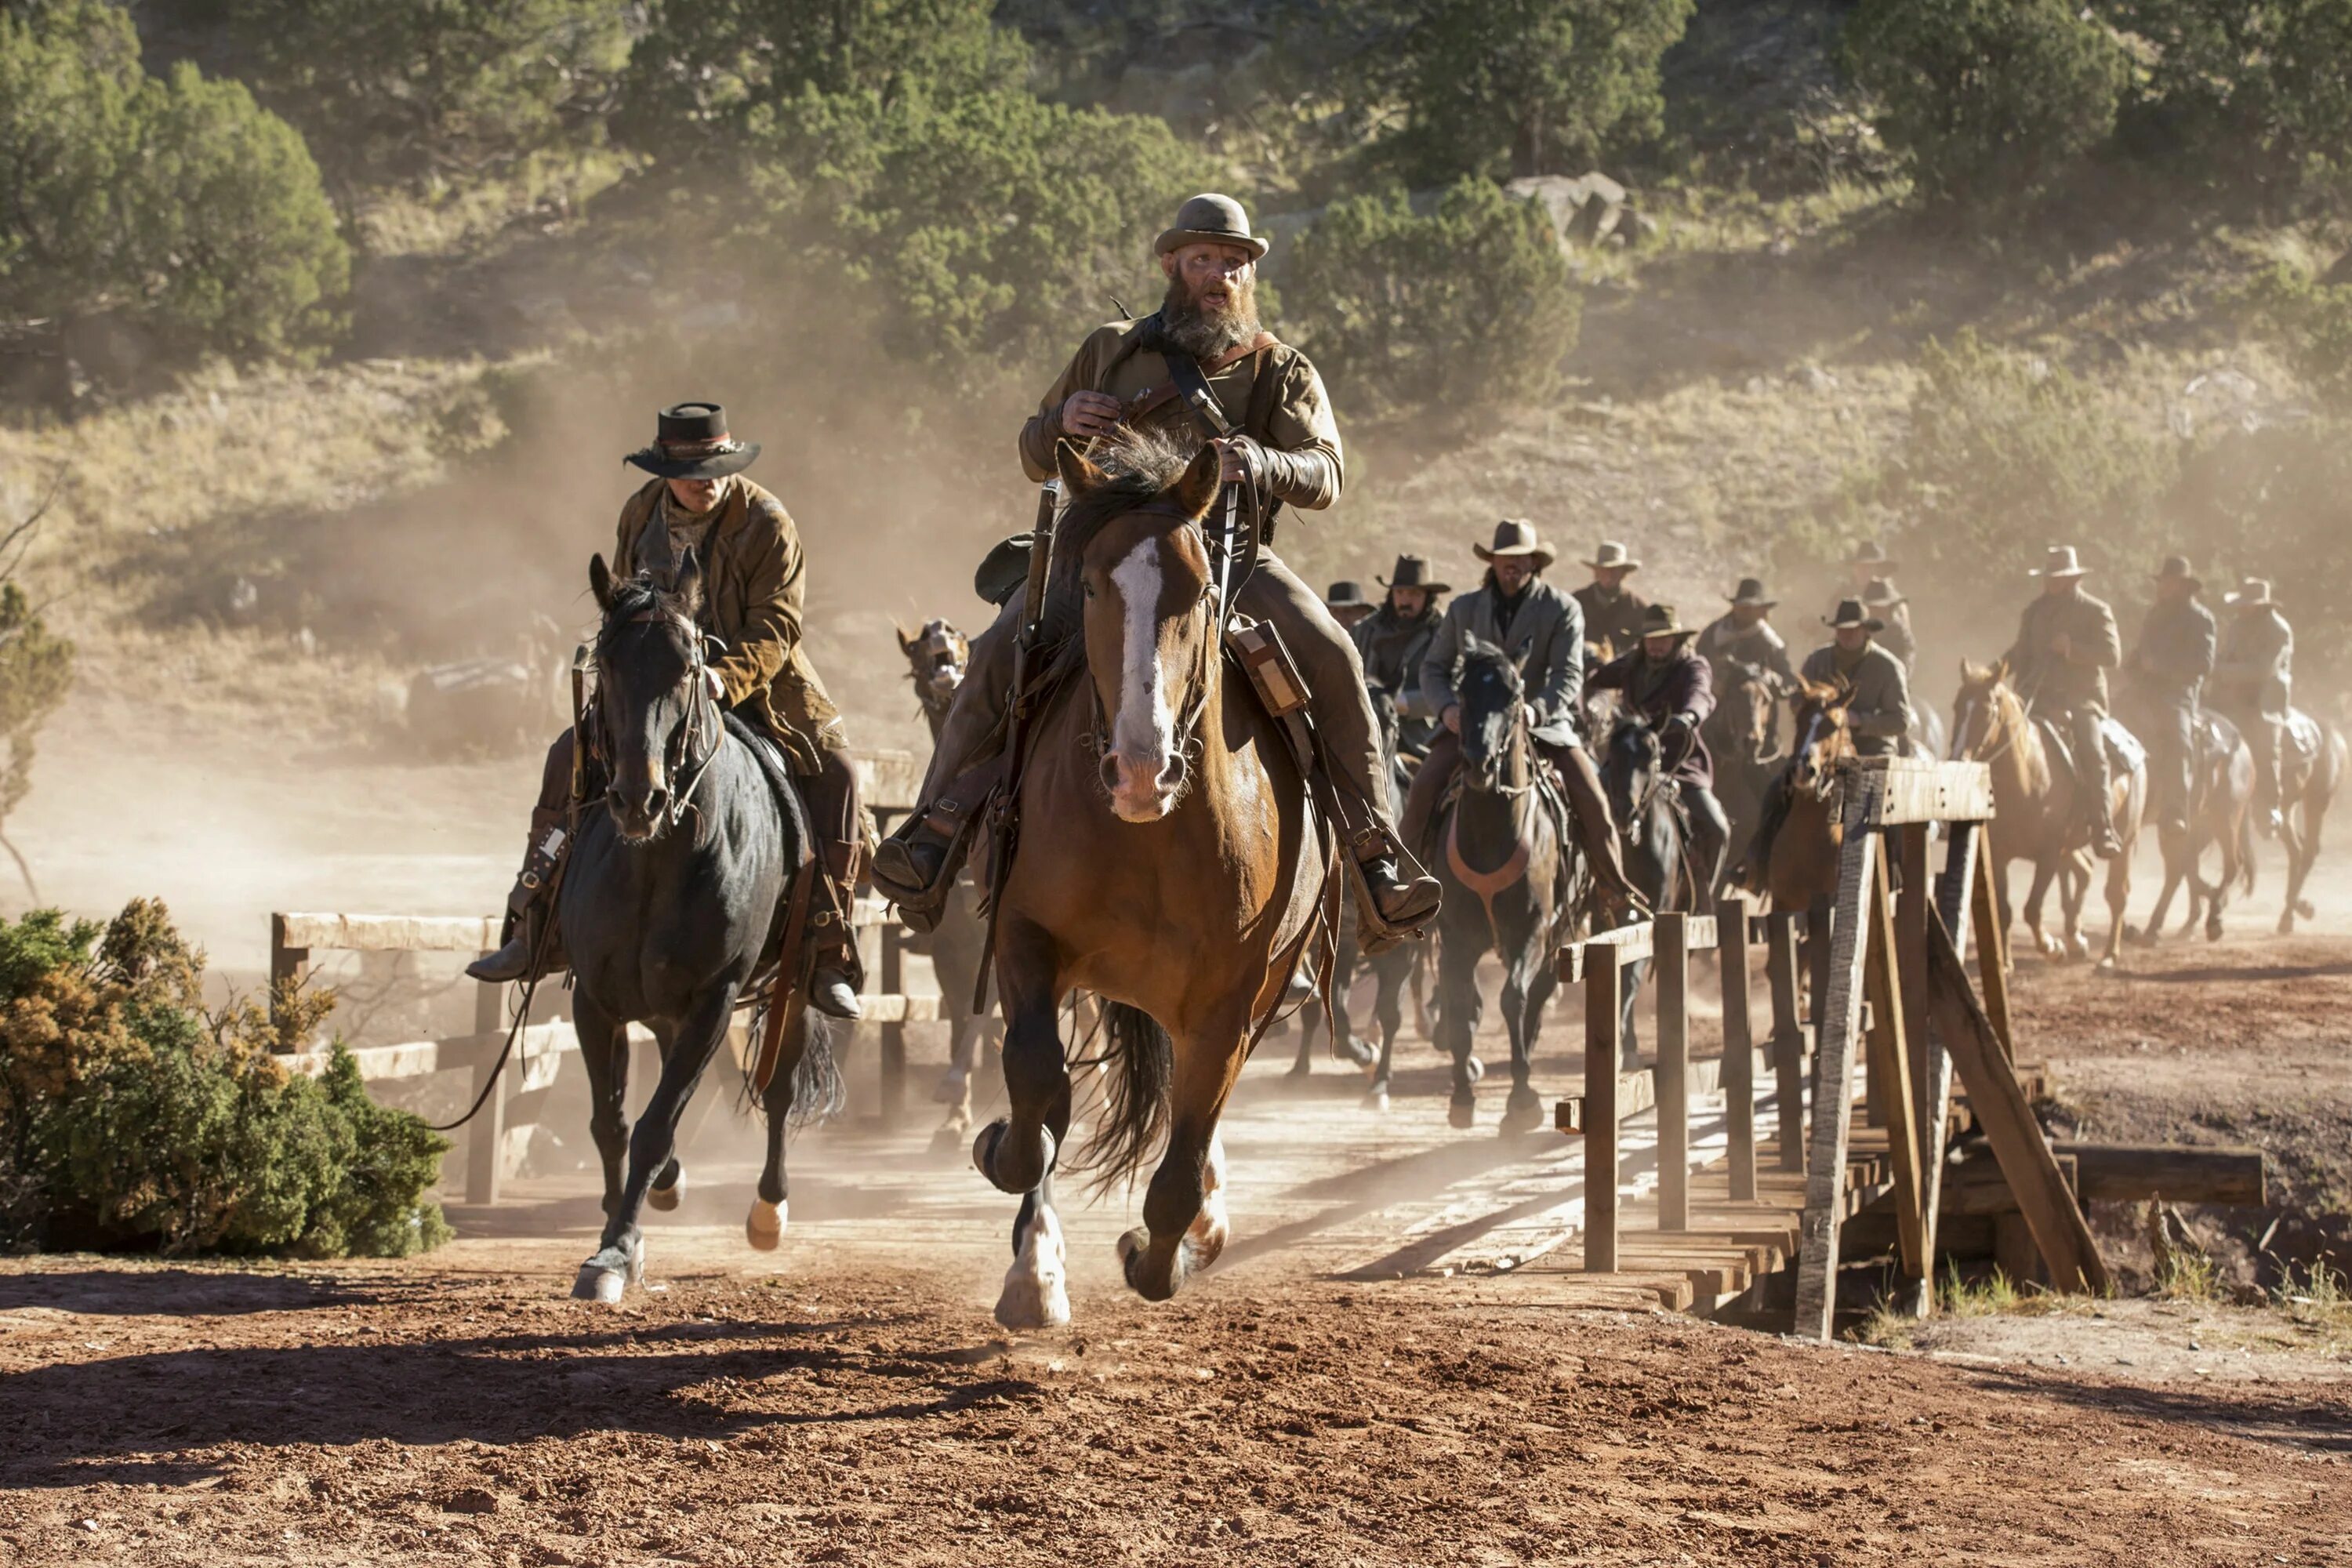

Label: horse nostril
[642,787,669,821]
[1160,753,1188,793]
[1099,754,1123,793]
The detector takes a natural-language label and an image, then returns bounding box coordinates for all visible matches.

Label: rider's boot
[1349,824,1443,935]
[872,771,1000,932]
[1554,742,1653,924]
[808,839,865,1020]
[1730,770,1793,894]
[2075,711,2122,859]
[2256,720,2285,839]
[466,808,569,984]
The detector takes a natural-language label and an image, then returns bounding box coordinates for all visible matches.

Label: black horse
[1431,639,1573,1134]
[561,554,839,1303]
[1600,711,1691,1066]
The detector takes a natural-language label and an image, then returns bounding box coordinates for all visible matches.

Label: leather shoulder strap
[1118,332,1278,430]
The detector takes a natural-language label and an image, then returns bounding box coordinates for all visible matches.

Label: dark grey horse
[1343,677,1429,1109]
[562,554,838,1303]
[1431,640,1572,1135]
[1601,711,1689,1067]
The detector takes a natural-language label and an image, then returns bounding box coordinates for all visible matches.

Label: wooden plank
[2053,1143,2267,1207]
[855,749,923,813]
[1924,909,2111,1294]
[1940,1150,2079,1216]
[858,994,941,1024]
[1560,922,1653,982]
[1656,913,1690,1232]
[268,913,310,1039]
[1718,894,1757,1203]
[1970,828,2016,1064]
[1849,757,1996,826]
[466,971,509,1206]
[1766,913,1806,1173]
[1584,954,1623,1273]
[1907,818,1978,1318]
[879,924,907,1126]
[1863,852,1927,1280]
[1793,772,1883,1341]
[277,913,502,953]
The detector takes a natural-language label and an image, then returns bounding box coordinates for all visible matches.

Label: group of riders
[464,191,2308,1005]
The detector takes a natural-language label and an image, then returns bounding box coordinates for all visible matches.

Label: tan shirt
[1016,318,1345,510]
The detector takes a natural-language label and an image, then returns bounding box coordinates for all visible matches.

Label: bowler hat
[1726,576,1777,608]
[2153,555,2202,590]
[1475,520,1555,572]
[625,401,760,481]
[1584,539,1641,572]
[1377,554,1451,595]
[1824,598,1886,632]
[1156,193,1270,261]
[2030,544,2089,579]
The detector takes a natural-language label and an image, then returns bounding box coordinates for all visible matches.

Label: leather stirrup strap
[753,853,819,1095]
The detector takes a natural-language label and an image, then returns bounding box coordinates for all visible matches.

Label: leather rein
[595,607,725,839]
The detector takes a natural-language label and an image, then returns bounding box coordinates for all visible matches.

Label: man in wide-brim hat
[2212,575,2296,836]
[1588,603,1733,901]
[1409,521,1649,920]
[1697,575,1797,699]
[1858,576,1916,670]
[1324,580,1374,630]
[2124,554,2217,834]
[1353,554,1451,760]
[875,192,1443,942]
[1573,539,1648,660]
[467,401,868,1019]
[2002,544,2126,858]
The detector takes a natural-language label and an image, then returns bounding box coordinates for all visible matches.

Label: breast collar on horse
[595,606,726,839]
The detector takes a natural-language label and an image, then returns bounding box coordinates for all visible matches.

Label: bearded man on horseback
[1588,604,1730,901]
[2003,545,2126,859]
[1352,553,1449,761]
[468,402,866,1020]
[873,193,1440,939]
[1403,520,1647,922]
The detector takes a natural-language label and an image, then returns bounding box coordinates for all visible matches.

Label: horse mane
[1050,427,1198,597]
[595,570,694,663]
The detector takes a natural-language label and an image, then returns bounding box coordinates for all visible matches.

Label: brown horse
[894,618,1003,1150]
[1746,677,1857,916]
[2273,710,2347,935]
[1710,658,1785,876]
[2126,706,2252,946]
[969,433,1329,1330]
[1951,660,2144,967]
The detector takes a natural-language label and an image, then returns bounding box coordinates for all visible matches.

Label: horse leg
[749,1009,822,1251]
[972,928,1071,1200]
[1364,951,1405,1111]
[2023,856,2065,960]
[645,1022,686,1211]
[2140,833,2179,946]
[2283,804,2324,930]
[1410,945,1435,1042]
[1498,941,1552,1137]
[574,980,738,1303]
[2099,843,2131,970]
[1119,1009,1249,1304]
[572,992,630,1221]
[1435,926,1486,1129]
[1287,993,1319,1078]
[1618,956,1649,1069]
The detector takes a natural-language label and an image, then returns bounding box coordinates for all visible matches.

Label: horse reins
[601,608,724,839]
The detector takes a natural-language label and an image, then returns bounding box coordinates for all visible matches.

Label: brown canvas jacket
[1799,641,1913,757]
[1572,583,1650,662]
[614,476,844,771]
[2002,588,2122,715]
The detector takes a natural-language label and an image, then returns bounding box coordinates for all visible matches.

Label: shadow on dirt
[0,1269,373,1319]
[1965,1365,2352,1457]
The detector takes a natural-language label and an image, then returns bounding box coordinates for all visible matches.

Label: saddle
[2034,713,2143,786]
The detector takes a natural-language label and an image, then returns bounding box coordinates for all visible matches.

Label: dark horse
[895,618,1004,1149]
[561,554,838,1303]
[2272,710,2348,935]
[1600,711,1693,1065]
[1343,677,1432,1111]
[2123,699,2253,946]
[1431,638,1573,1134]
[1709,658,1783,876]
[969,433,1329,1330]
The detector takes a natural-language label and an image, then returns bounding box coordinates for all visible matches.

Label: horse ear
[675,548,705,618]
[590,553,613,612]
[1055,438,1108,496]
[1994,657,2011,686]
[1171,442,1222,521]
[895,624,916,655]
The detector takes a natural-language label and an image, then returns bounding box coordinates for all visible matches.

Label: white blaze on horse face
[1109,535,1176,814]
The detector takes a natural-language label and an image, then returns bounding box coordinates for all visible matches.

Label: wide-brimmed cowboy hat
[2224,577,2276,607]
[1584,539,1641,572]
[625,401,760,480]
[1862,577,1907,608]
[2153,554,2202,590]
[1849,539,1897,571]
[1726,576,1777,608]
[2029,544,2089,578]
[1324,581,1371,613]
[1638,604,1697,640]
[1377,554,1451,595]
[1474,519,1555,571]
[1824,598,1886,632]
[1156,193,1270,260]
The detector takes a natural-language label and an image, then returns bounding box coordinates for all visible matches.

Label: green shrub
[2243,261,2352,413]
[1842,0,2132,207]
[0,581,74,858]
[1282,178,1581,430]
[0,901,450,1258]
[2101,1,2352,184]
[0,0,348,363]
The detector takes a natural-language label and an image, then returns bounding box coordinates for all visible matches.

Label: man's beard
[1155,271,1261,360]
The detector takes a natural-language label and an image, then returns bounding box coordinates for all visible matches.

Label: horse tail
[787,1011,845,1128]
[1073,1001,1174,1196]
[2238,804,2258,894]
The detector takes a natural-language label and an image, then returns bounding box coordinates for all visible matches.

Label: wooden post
[1583,953,1623,1273]
[1719,896,1757,1203]
[1793,774,1883,1341]
[1925,909,2110,1294]
[1970,827,2015,1064]
[1863,851,1926,1280]
[879,921,906,1126]
[466,970,508,1207]
[1766,913,1806,1172]
[1656,913,1690,1232]
[1806,896,1833,1111]
[267,913,310,1040]
[1899,817,1980,1316]
[1897,825,1933,1150]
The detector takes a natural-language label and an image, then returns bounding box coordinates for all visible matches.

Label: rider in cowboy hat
[1353,554,1450,761]
[1696,576,1798,698]
[2002,544,2125,858]
[1572,539,1649,662]
[1840,541,1917,666]
[467,402,866,1019]
[873,193,1442,941]
[1324,580,1375,630]
[2212,575,2295,837]
[1588,603,1731,902]
[2124,555,2217,836]
[1408,521,1649,921]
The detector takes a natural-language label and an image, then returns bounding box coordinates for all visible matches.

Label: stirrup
[873,774,998,910]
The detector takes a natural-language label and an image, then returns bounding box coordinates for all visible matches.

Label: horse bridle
[1081,505,1219,768]
[596,607,724,837]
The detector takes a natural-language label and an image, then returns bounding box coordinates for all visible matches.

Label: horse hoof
[1285,1057,1312,1080]
[1499,1087,1544,1136]
[973,1119,1054,1196]
[571,1240,641,1304]
[2278,913,2297,936]
[1338,1037,1376,1068]
[2296,898,2318,920]
[932,1069,969,1106]
[995,1209,1069,1330]
[746,1198,785,1252]
[648,1169,684,1212]
[1462,1055,1486,1085]
[929,1120,969,1156]
[1361,1085,1391,1113]
[2205,918,2223,943]
[1447,1095,1476,1131]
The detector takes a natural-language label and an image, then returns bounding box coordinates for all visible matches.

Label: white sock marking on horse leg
[1187,1132,1231,1266]
[1111,538,1172,774]
[995,1200,1070,1330]
[746,1197,786,1251]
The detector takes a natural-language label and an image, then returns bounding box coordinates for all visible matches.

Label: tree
[2100,1,2352,183]
[1281,178,1581,429]
[1294,0,1694,182]
[0,0,151,329]
[1842,0,2133,206]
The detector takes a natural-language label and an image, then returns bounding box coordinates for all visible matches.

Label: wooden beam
[854,749,923,813]
[1765,913,1806,1173]
[466,970,509,1205]
[1657,912,1690,1232]
[1907,818,1979,1317]
[1584,953,1623,1273]
[268,913,309,1039]
[1843,757,1996,826]
[2054,1143,2267,1207]
[1559,922,1653,982]
[276,913,502,953]
[1970,828,2016,1064]
[879,923,907,1126]
[1718,893,1757,1203]
[1793,771,1883,1341]
[1863,851,1927,1280]
[1924,909,2111,1294]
